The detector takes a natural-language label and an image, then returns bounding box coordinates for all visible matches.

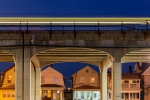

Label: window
[7,91,11,98]
[135,93,139,99]
[3,91,6,98]
[7,76,11,83]
[41,76,45,84]
[133,80,139,83]
[80,77,85,84]
[130,93,139,99]
[90,77,95,84]
[2,91,15,98]
[42,90,48,98]
[54,77,58,84]
[81,92,84,99]
[109,93,111,99]
[94,93,97,98]
[121,93,124,99]
[12,92,15,98]
[124,80,129,83]
[76,92,78,98]
[86,70,89,73]
[87,92,89,99]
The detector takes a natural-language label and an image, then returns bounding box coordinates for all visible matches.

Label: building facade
[41,66,65,100]
[108,73,141,100]
[71,66,101,100]
[71,66,142,100]
[0,65,15,100]
[134,62,150,100]
[0,65,65,100]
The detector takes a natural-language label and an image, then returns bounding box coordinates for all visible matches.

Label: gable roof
[73,85,100,89]
[71,65,98,78]
[108,73,140,80]
[1,64,15,87]
[0,84,15,89]
[136,62,150,74]
[142,67,150,75]
[41,66,63,76]
[41,84,63,87]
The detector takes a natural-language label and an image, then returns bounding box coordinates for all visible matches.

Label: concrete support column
[24,48,31,100]
[112,62,121,100]
[35,67,41,100]
[15,47,32,100]
[15,48,23,100]
[31,67,35,100]
[101,68,108,100]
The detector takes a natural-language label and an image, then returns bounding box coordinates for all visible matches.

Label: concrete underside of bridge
[0,46,150,100]
[0,17,150,100]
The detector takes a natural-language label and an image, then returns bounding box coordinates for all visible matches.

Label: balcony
[122,83,140,88]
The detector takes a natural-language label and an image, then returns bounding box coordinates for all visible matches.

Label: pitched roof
[108,73,140,79]
[136,62,150,74]
[1,65,15,87]
[41,66,64,77]
[71,65,98,77]
[0,84,15,89]
[74,85,100,89]
[41,84,63,87]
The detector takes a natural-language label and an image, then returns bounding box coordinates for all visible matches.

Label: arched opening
[121,48,150,100]
[0,50,15,100]
[41,62,100,100]
[31,47,114,100]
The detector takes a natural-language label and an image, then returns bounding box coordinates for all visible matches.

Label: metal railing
[122,83,140,88]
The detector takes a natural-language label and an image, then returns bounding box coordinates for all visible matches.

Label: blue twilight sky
[0,0,149,87]
[0,0,150,17]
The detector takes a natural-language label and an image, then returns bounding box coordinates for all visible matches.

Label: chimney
[129,66,132,73]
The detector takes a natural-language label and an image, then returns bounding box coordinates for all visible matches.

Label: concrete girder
[122,58,150,63]
[37,53,107,56]
[0,55,14,62]
[37,56,106,61]
[40,61,101,68]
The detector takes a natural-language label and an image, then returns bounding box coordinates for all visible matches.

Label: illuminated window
[80,77,85,84]
[41,76,45,84]
[12,92,15,98]
[7,91,11,98]
[7,76,12,83]
[90,77,95,84]
[3,91,6,98]
[54,77,58,84]
[42,90,48,98]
